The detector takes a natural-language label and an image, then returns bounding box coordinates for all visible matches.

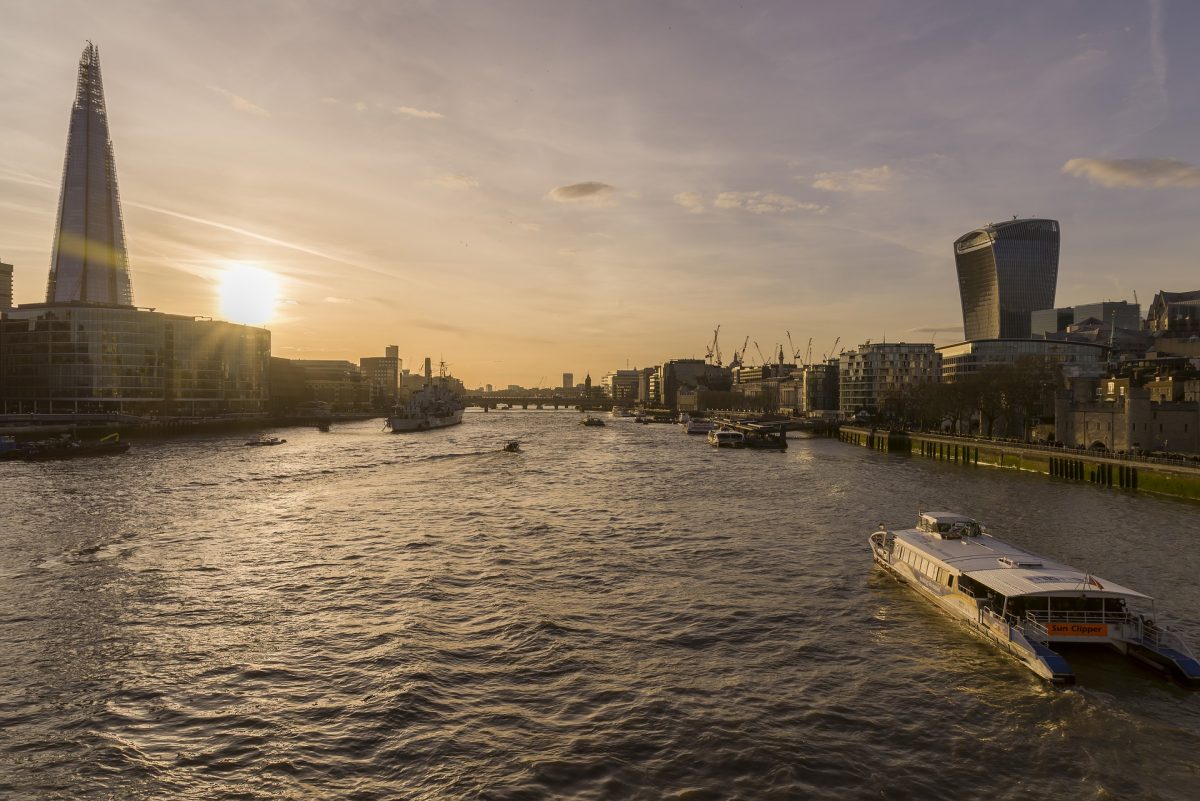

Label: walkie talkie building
[45,42,134,306]
[953,219,1059,340]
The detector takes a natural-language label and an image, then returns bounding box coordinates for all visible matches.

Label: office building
[838,342,940,417]
[562,372,574,393]
[954,218,1059,340]
[0,305,270,414]
[46,43,134,306]
[937,339,1107,383]
[361,346,400,407]
[609,369,641,403]
[1031,301,1140,337]
[0,259,12,310]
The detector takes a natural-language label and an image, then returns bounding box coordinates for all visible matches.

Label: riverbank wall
[0,413,380,441]
[838,426,1200,502]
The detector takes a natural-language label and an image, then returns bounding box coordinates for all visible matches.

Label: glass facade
[0,304,269,414]
[954,219,1059,340]
[46,44,134,306]
[937,338,1106,383]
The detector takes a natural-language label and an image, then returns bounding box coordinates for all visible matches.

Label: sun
[218,263,280,326]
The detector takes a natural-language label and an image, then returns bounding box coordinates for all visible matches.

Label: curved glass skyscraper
[954,219,1059,340]
[45,42,133,306]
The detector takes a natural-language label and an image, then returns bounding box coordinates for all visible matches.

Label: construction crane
[705,325,723,366]
[729,336,750,369]
[754,341,768,366]
[805,337,813,367]
[787,331,798,361]
[823,336,840,361]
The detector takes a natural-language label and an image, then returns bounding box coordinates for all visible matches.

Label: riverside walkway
[839,426,1200,502]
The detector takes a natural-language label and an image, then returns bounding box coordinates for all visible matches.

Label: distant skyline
[2,1,1199,386]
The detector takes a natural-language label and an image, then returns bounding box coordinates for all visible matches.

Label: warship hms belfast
[385,358,463,432]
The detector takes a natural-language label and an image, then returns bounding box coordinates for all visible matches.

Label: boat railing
[1019,615,1049,645]
[1026,610,1134,626]
[1140,619,1194,655]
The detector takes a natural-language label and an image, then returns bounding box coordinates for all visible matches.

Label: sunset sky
[2,1,1199,387]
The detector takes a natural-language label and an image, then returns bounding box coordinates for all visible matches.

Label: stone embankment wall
[838,427,1200,502]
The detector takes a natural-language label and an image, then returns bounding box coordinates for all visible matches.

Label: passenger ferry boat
[870,511,1200,686]
[684,419,718,435]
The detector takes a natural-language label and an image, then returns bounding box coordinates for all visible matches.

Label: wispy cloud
[208,86,269,117]
[394,106,444,119]
[324,296,351,304]
[812,165,894,193]
[1062,157,1200,188]
[908,326,963,340]
[713,191,827,215]
[673,191,705,214]
[548,182,616,204]
[429,173,480,189]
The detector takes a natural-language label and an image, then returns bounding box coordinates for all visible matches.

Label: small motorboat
[581,417,606,427]
[503,441,521,452]
[707,430,745,448]
[245,435,287,446]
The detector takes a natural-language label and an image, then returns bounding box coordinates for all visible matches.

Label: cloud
[394,105,444,119]
[519,222,543,232]
[713,191,828,215]
[812,165,893,193]
[908,326,963,339]
[208,86,268,116]
[324,296,351,304]
[548,182,616,203]
[430,173,480,189]
[674,191,705,214]
[1061,157,1200,188]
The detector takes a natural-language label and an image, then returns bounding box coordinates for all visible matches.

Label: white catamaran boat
[386,358,464,433]
[870,511,1200,686]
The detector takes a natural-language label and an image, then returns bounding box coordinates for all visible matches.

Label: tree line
[874,356,1061,439]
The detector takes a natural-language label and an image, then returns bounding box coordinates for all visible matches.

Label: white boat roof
[892,523,1149,600]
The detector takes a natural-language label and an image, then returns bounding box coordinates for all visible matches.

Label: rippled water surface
[2,411,1199,799]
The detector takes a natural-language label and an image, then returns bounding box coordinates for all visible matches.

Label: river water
[2,411,1198,800]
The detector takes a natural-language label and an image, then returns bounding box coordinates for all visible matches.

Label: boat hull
[386,410,464,432]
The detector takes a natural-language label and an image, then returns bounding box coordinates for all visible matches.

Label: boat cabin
[917,511,982,539]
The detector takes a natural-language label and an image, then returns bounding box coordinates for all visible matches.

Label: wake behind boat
[870,511,1200,686]
[386,357,464,433]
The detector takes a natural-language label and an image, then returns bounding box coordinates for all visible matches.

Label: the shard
[45,42,134,306]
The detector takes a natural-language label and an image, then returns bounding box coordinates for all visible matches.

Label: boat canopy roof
[892,525,1150,600]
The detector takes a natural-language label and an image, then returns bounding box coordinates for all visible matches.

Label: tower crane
[823,336,840,361]
[729,336,750,369]
[754,341,768,366]
[705,325,723,366]
[787,331,801,362]
[805,337,813,367]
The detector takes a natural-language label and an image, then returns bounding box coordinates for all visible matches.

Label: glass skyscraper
[954,219,1059,340]
[0,43,271,416]
[45,42,134,306]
